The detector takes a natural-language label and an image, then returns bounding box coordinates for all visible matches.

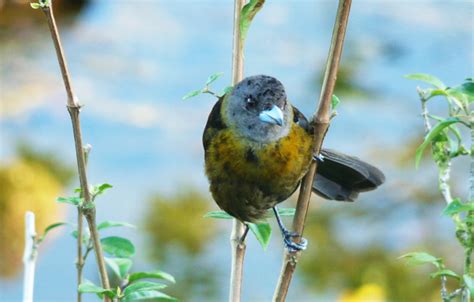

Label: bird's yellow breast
[205,123,313,199]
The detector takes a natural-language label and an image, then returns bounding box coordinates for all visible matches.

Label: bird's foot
[314,153,325,162]
[283,231,308,253]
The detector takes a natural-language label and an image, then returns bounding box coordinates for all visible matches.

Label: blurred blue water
[1,0,473,301]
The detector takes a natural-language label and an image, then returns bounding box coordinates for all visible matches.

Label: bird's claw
[314,153,325,162]
[283,231,308,253]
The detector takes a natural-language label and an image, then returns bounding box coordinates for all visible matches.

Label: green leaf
[38,222,69,242]
[204,211,233,219]
[443,199,473,216]
[331,94,341,110]
[101,236,135,258]
[264,208,295,218]
[97,221,136,231]
[240,0,265,48]
[398,252,442,268]
[122,290,176,302]
[415,117,461,168]
[71,229,90,245]
[404,73,446,89]
[78,280,115,298]
[56,196,82,206]
[30,2,40,9]
[74,187,82,193]
[123,281,167,296]
[182,89,203,100]
[128,271,176,284]
[219,86,234,97]
[205,72,224,86]
[430,269,460,280]
[248,222,272,250]
[464,274,474,297]
[104,257,133,279]
[91,183,113,197]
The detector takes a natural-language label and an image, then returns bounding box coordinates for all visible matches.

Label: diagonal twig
[38,2,111,300]
[272,1,352,300]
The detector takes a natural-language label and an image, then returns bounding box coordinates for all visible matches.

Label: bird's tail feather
[312,149,385,201]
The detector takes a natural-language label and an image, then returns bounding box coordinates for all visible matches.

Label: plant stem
[77,145,91,302]
[22,212,37,302]
[229,1,247,302]
[272,1,352,301]
[40,3,110,300]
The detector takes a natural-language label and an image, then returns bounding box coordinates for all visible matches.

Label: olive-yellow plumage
[203,75,385,227]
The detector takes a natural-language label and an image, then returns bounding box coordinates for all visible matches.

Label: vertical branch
[77,144,91,302]
[229,1,247,302]
[273,1,352,301]
[39,3,110,299]
[22,212,37,302]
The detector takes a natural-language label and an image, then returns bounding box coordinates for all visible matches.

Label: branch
[22,212,37,302]
[229,1,247,302]
[76,144,91,302]
[39,3,110,299]
[273,1,352,300]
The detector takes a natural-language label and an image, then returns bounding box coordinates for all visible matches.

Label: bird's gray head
[224,75,292,143]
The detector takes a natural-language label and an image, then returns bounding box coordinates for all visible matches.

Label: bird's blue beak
[259,105,284,126]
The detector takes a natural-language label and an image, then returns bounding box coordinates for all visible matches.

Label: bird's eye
[245,96,256,109]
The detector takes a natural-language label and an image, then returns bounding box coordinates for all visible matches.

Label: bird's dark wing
[313,149,385,201]
[203,97,227,151]
[292,105,312,134]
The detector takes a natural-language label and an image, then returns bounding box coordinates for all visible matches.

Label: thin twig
[272,1,352,301]
[228,1,247,302]
[40,3,110,299]
[77,144,91,302]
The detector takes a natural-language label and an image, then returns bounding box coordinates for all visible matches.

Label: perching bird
[203,75,385,251]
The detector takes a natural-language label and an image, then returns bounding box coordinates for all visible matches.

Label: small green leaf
[264,208,295,218]
[398,252,442,268]
[430,269,460,280]
[415,117,461,168]
[78,280,115,298]
[56,196,82,206]
[123,281,167,296]
[443,199,473,216]
[331,95,341,110]
[240,0,265,48]
[219,86,234,97]
[97,221,136,231]
[128,271,176,284]
[464,274,474,297]
[30,2,40,9]
[205,72,224,86]
[104,257,133,279]
[405,73,446,89]
[74,187,82,193]
[101,236,135,258]
[204,211,233,219]
[248,222,272,250]
[122,290,176,302]
[92,183,113,197]
[182,89,203,100]
[38,222,69,243]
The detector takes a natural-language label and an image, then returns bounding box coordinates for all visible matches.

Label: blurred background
[0,0,473,301]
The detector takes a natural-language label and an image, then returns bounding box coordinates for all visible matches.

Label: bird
[202,75,385,252]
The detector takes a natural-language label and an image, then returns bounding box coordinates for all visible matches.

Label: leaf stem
[40,3,110,300]
[272,1,352,300]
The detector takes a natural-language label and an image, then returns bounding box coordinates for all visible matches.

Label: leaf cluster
[42,184,177,301]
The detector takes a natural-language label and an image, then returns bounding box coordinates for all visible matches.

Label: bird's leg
[272,206,308,252]
[239,223,250,244]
